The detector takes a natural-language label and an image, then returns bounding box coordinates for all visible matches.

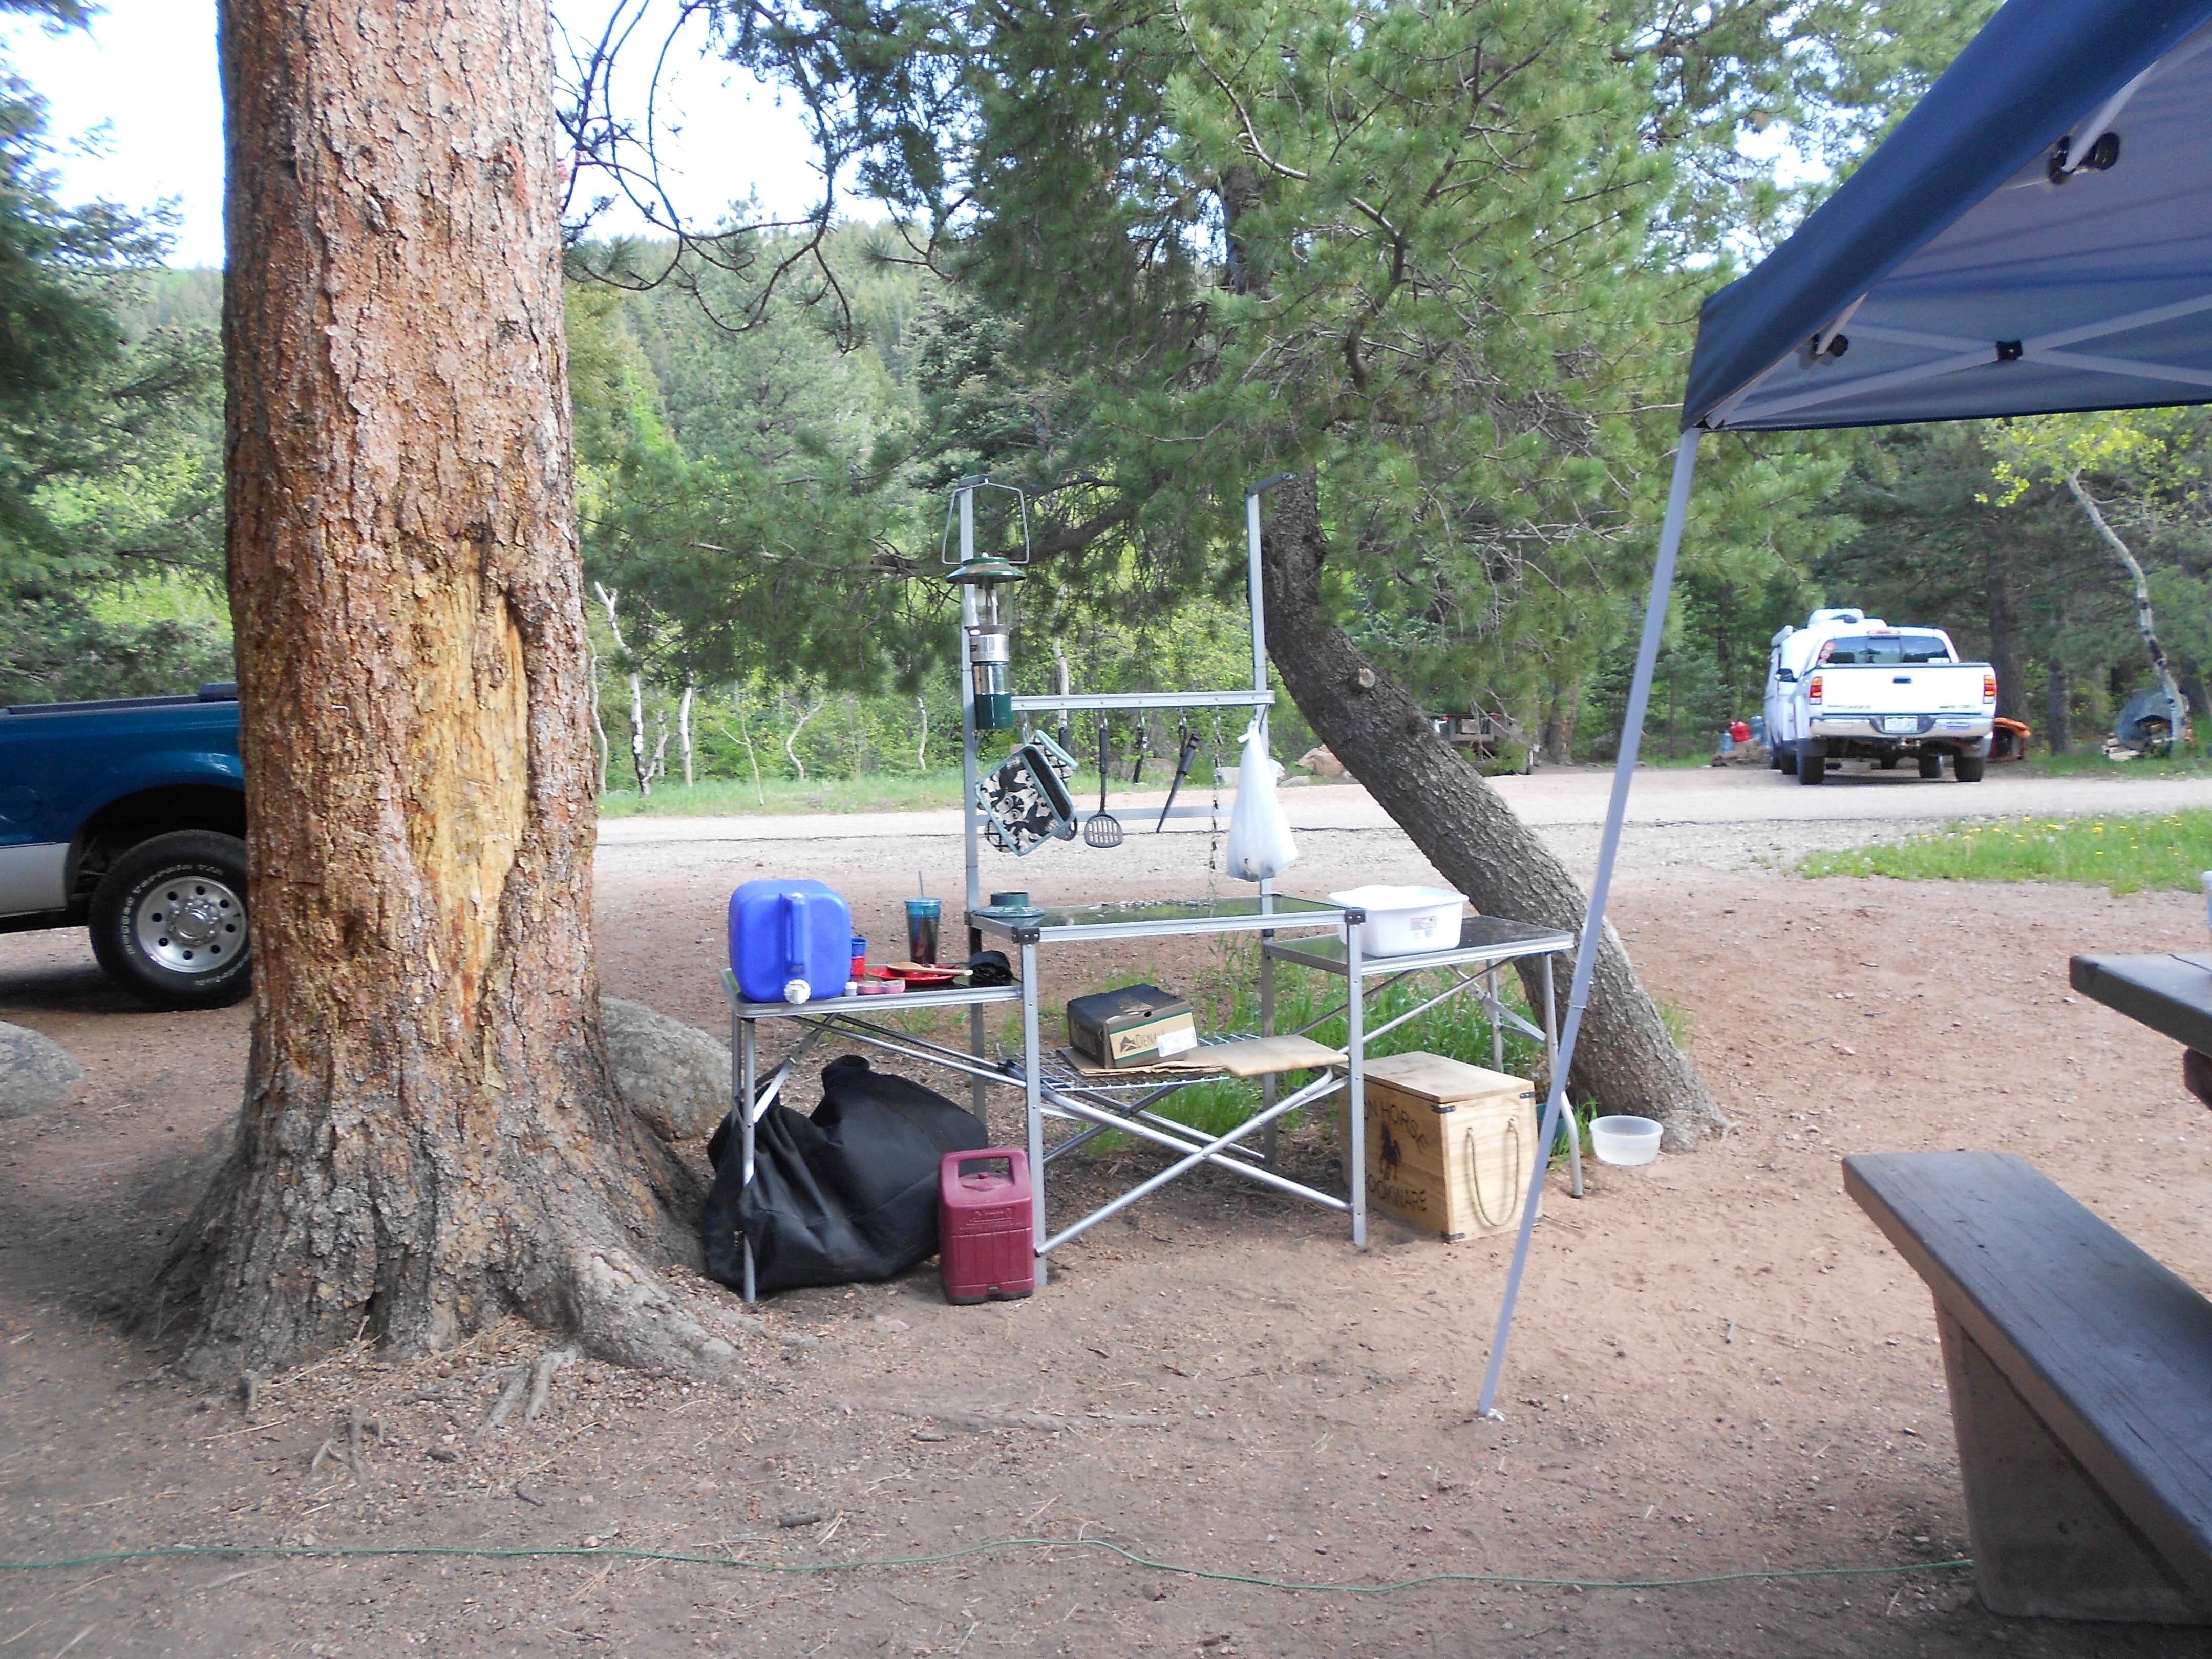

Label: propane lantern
[943,477,1030,733]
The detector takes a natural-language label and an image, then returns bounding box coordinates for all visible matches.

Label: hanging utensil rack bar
[1011,689,1273,714]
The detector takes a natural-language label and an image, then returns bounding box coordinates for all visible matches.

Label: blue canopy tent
[1478,0,2212,1416]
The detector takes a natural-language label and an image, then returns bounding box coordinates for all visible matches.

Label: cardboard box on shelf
[1067,984,1198,1070]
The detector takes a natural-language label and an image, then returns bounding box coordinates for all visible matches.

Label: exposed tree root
[525,1343,578,1423]
[567,1246,741,1379]
[149,1088,724,1385]
[484,1366,530,1434]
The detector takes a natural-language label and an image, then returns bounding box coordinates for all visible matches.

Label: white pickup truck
[1763,609,1996,785]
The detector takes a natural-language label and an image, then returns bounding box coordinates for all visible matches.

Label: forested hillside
[11,191,2210,771]
[0,55,227,705]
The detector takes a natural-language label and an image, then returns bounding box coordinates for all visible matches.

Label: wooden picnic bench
[1845,1151,2212,1623]
[2071,951,2212,1109]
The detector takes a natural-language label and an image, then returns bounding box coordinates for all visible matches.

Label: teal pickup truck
[0,684,248,1008]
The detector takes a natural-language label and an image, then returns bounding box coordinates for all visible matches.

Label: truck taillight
[1807,673,1823,702]
[1982,671,1996,702]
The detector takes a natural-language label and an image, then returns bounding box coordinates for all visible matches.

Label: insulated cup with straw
[907,875,941,965]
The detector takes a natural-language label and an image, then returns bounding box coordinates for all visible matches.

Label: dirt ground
[5,806,2212,1657]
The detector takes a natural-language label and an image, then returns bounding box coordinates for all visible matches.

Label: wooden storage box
[1343,1051,1538,1241]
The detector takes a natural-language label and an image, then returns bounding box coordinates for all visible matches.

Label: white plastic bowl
[1590,1114,1662,1167]
[1328,884,1468,957]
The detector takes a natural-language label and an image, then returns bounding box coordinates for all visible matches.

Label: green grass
[596,759,1252,819]
[598,773,969,818]
[1801,810,2212,896]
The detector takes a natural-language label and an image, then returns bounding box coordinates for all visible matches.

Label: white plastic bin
[1328,885,1469,958]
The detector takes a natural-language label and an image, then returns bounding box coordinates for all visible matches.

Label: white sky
[0,0,836,269]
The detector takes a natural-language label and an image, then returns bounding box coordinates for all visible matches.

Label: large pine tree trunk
[1260,478,1724,1147]
[2044,658,2072,754]
[158,0,721,1378]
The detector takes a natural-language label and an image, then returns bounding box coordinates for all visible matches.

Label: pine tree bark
[158,0,722,1378]
[1984,545,2025,724]
[1260,478,1724,1147]
[2044,659,2072,754]
[1539,685,1579,768]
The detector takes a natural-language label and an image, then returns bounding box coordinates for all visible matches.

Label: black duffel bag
[703,1053,989,1295]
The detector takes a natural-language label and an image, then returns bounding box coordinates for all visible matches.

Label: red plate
[887,963,958,988]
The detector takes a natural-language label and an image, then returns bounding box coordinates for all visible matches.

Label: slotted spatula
[1084,722,1123,848]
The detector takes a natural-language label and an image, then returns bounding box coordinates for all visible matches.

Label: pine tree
[726,0,1985,1138]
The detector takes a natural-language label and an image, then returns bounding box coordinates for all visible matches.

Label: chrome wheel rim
[133,875,245,974]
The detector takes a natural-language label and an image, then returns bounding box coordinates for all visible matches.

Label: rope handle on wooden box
[1466,1108,1524,1232]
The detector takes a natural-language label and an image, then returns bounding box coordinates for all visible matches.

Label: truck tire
[1954,752,1986,782]
[88,831,251,1010]
[1918,750,1943,778]
[1877,753,1899,770]
[1779,743,1799,776]
[1797,745,1826,785]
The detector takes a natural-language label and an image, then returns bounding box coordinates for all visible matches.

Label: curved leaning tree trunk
[1260,479,1724,1148]
[156,0,724,1378]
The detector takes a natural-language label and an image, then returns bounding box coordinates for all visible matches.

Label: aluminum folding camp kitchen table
[722,901,1583,1301]
[1260,913,1583,1197]
[968,894,1357,1286]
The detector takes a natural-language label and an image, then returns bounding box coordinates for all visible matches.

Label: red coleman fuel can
[938,1148,1035,1304]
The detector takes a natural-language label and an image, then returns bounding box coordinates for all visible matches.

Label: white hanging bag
[1224,717,1298,881]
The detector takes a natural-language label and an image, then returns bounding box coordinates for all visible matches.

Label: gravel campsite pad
[3,780,2210,1656]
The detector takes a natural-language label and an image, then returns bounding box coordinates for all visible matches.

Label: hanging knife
[1156,730,1201,831]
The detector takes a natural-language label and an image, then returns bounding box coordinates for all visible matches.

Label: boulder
[1296,745,1348,778]
[0,1021,83,1119]
[600,996,729,1142]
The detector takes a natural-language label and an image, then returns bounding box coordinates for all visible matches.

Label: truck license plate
[1883,716,1919,734]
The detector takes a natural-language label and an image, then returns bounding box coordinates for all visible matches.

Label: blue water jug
[729,879,853,1005]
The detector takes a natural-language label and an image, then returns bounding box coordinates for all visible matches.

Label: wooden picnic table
[2070,951,2212,1107]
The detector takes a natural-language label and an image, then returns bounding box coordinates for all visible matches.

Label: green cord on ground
[0,1538,1974,1594]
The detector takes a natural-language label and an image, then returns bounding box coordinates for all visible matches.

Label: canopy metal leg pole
[1476,431,1701,1420]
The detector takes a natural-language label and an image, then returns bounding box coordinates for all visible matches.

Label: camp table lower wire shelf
[1260,913,1583,1198]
